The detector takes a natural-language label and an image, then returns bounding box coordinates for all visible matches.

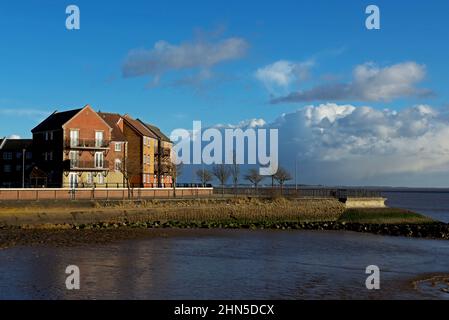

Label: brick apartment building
[0,104,173,189]
[31,105,126,188]
[138,119,173,187]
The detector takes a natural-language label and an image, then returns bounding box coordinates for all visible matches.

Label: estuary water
[383,190,449,223]
[0,191,448,300]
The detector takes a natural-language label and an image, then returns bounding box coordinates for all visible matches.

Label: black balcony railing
[64,139,110,149]
[155,148,171,156]
[63,159,109,171]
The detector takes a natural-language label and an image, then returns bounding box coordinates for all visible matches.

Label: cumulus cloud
[255,60,314,91]
[271,62,433,104]
[122,37,249,85]
[7,134,21,139]
[197,103,448,186]
[262,103,449,185]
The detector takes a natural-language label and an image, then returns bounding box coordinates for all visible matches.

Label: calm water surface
[384,191,449,223]
[0,229,448,300]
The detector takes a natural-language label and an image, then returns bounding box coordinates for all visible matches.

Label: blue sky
[1,0,449,186]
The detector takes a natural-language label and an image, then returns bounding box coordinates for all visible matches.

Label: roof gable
[31,108,82,133]
[123,115,157,139]
[98,112,127,142]
[137,119,172,143]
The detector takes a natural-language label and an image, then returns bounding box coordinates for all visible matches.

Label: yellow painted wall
[62,171,124,187]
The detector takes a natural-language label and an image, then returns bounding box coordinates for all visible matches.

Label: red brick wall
[0,188,213,200]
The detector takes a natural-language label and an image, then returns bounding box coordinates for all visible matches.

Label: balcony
[64,139,110,150]
[155,147,171,157]
[63,159,110,171]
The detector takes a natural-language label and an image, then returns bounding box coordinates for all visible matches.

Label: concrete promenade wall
[344,197,387,208]
[0,188,213,201]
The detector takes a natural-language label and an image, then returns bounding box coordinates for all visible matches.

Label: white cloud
[122,37,249,84]
[7,134,21,139]
[206,103,449,186]
[255,60,314,91]
[264,103,449,185]
[271,62,433,104]
[216,118,267,130]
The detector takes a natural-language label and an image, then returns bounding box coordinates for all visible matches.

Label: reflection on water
[1,229,449,300]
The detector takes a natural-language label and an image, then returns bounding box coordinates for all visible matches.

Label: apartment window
[95,131,104,147]
[98,174,104,185]
[26,152,32,159]
[87,173,93,184]
[70,129,79,147]
[16,165,22,172]
[3,152,12,160]
[44,152,53,161]
[45,131,53,141]
[16,152,22,159]
[115,142,122,152]
[95,152,104,168]
[69,151,79,168]
[4,165,11,173]
[114,159,122,171]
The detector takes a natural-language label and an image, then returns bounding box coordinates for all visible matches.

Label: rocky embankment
[67,220,449,239]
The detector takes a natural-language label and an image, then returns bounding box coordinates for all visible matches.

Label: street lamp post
[22,148,25,188]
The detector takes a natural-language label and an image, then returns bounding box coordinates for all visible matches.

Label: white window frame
[69,151,79,168]
[87,173,93,184]
[115,142,122,152]
[114,159,122,171]
[95,131,104,148]
[94,152,104,168]
[70,129,79,147]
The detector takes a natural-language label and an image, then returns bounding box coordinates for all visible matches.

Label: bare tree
[161,160,183,198]
[196,168,213,187]
[120,164,140,199]
[230,150,240,196]
[212,164,231,196]
[273,167,292,194]
[244,168,265,192]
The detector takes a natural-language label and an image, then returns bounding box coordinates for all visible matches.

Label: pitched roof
[137,119,172,143]
[0,138,33,151]
[123,115,157,139]
[31,108,82,133]
[98,112,127,142]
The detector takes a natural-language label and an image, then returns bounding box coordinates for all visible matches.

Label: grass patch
[338,208,435,224]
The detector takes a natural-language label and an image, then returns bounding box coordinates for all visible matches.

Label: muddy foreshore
[0,198,447,249]
[1,219,449,249]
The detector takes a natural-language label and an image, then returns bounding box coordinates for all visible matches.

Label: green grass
[338,208,435,224]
